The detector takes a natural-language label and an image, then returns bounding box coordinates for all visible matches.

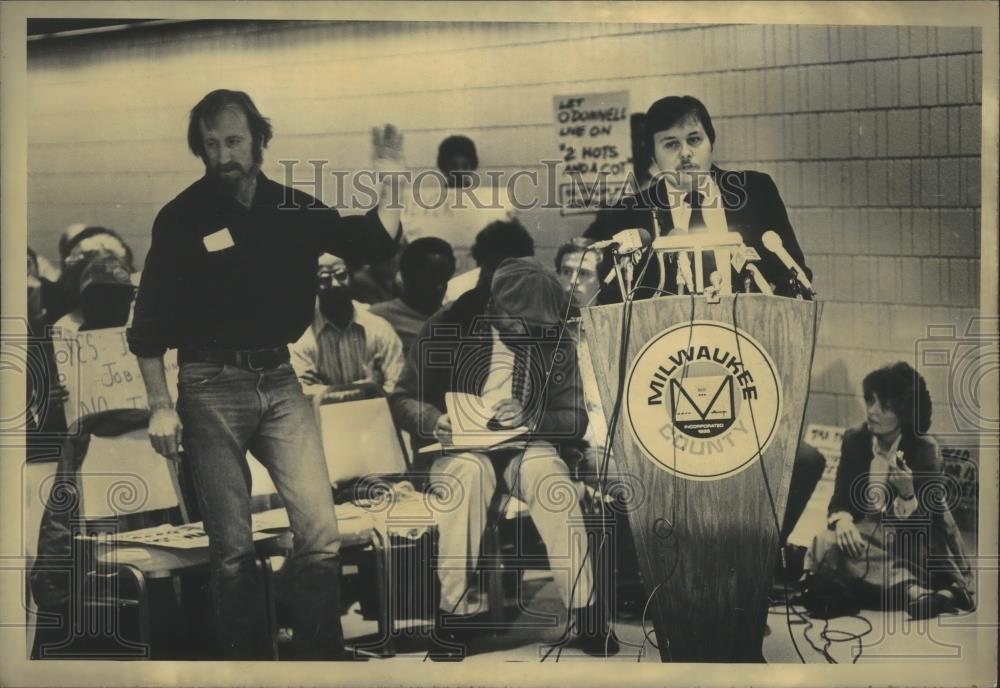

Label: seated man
[391,257,617,658]
[553,239,608,482]
[291,253,404,400]
[51,225,137,326]
[54,251,136,334]
[370,237,456,356]
[446,218,535,316]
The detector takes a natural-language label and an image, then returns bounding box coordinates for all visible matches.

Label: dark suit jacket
[827,424,943,522]
[826,424,973,591]
[584,166,811,301]
[389,286,587,454]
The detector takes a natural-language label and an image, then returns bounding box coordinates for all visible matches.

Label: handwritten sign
[553,91,632,215]
[53,326,178,427]
[803,423,844,481]
[941,446,979,517]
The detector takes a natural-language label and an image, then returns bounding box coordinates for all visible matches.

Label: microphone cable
[542,244,656,661]
[727,290,811,663]
[633,256,695,662]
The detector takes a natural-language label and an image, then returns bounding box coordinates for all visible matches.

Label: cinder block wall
[27,21,983,433]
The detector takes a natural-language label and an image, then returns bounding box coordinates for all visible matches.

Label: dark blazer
[827,424,943,522]
[827,424,973,591]
[584,166,811,301]
[389,286,587,453]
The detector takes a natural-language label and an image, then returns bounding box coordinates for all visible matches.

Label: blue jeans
[177,361,342,659]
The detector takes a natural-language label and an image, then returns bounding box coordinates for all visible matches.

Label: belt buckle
[246,351,268,371]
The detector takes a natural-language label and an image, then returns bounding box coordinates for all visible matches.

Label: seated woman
[806,362,974,619]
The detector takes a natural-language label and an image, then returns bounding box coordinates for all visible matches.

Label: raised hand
[372,123,404,163]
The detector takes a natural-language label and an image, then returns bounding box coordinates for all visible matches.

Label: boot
[429,608,492,661]
[290,557,350,660]
[568,605,620,657]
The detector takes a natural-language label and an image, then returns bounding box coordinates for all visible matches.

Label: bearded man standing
[127,89,403,659]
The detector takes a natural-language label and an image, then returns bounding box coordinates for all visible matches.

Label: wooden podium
[582,294,820,662]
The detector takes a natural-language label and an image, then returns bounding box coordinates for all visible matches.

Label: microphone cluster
[588,227,816,299]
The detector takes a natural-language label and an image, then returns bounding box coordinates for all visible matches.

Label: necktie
[511,346,531,406]
[685,191,706,232]
[685,191,715,288]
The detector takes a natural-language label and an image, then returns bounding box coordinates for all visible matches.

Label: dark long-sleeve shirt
[127,172,397,357]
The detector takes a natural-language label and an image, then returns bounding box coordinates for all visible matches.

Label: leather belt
[178,346,290,371]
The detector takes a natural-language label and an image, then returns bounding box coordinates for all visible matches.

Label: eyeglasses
[317,269,349,282]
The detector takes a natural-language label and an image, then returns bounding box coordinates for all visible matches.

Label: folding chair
[479,444,639,636]
[29,409,200,659]
[31,407,291,660]
[315,382,411,489]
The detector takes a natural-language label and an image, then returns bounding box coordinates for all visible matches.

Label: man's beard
[208,161,254,187]
[318,288,354,323]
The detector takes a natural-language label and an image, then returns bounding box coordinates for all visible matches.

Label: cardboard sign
[553,90,632,215]
[941,445,979,516]
[53,326,178,427]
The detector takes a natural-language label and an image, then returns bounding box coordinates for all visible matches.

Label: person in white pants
[391,257,618,658]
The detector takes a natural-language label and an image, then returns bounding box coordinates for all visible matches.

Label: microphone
[590,228,652,253]
[730,246,773,294]
[744,262,773,295]
[731,245,761,273]
[761,230,815,295]
[676,251,694,293]
[599,228,654,288]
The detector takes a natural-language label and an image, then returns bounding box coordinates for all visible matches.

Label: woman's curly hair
[862,361,933,436]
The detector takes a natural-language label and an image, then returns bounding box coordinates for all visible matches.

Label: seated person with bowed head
[291,253,404,400]
[370,237,456,356]
[391,257,618,658]
[806,362,975,619]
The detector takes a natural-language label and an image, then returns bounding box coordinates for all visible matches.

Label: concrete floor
[341,467,982,665]
[26,565,983,664]
[341,569,983,664]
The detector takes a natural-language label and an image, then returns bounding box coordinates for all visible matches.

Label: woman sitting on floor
[805,361,974,619]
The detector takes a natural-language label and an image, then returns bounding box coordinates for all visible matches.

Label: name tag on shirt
[203,228,235,252]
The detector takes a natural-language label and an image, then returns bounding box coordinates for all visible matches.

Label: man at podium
[584,95,812,301]
[582,94,826,564]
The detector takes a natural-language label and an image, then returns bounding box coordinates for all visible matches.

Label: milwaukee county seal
[625,321,782,480]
